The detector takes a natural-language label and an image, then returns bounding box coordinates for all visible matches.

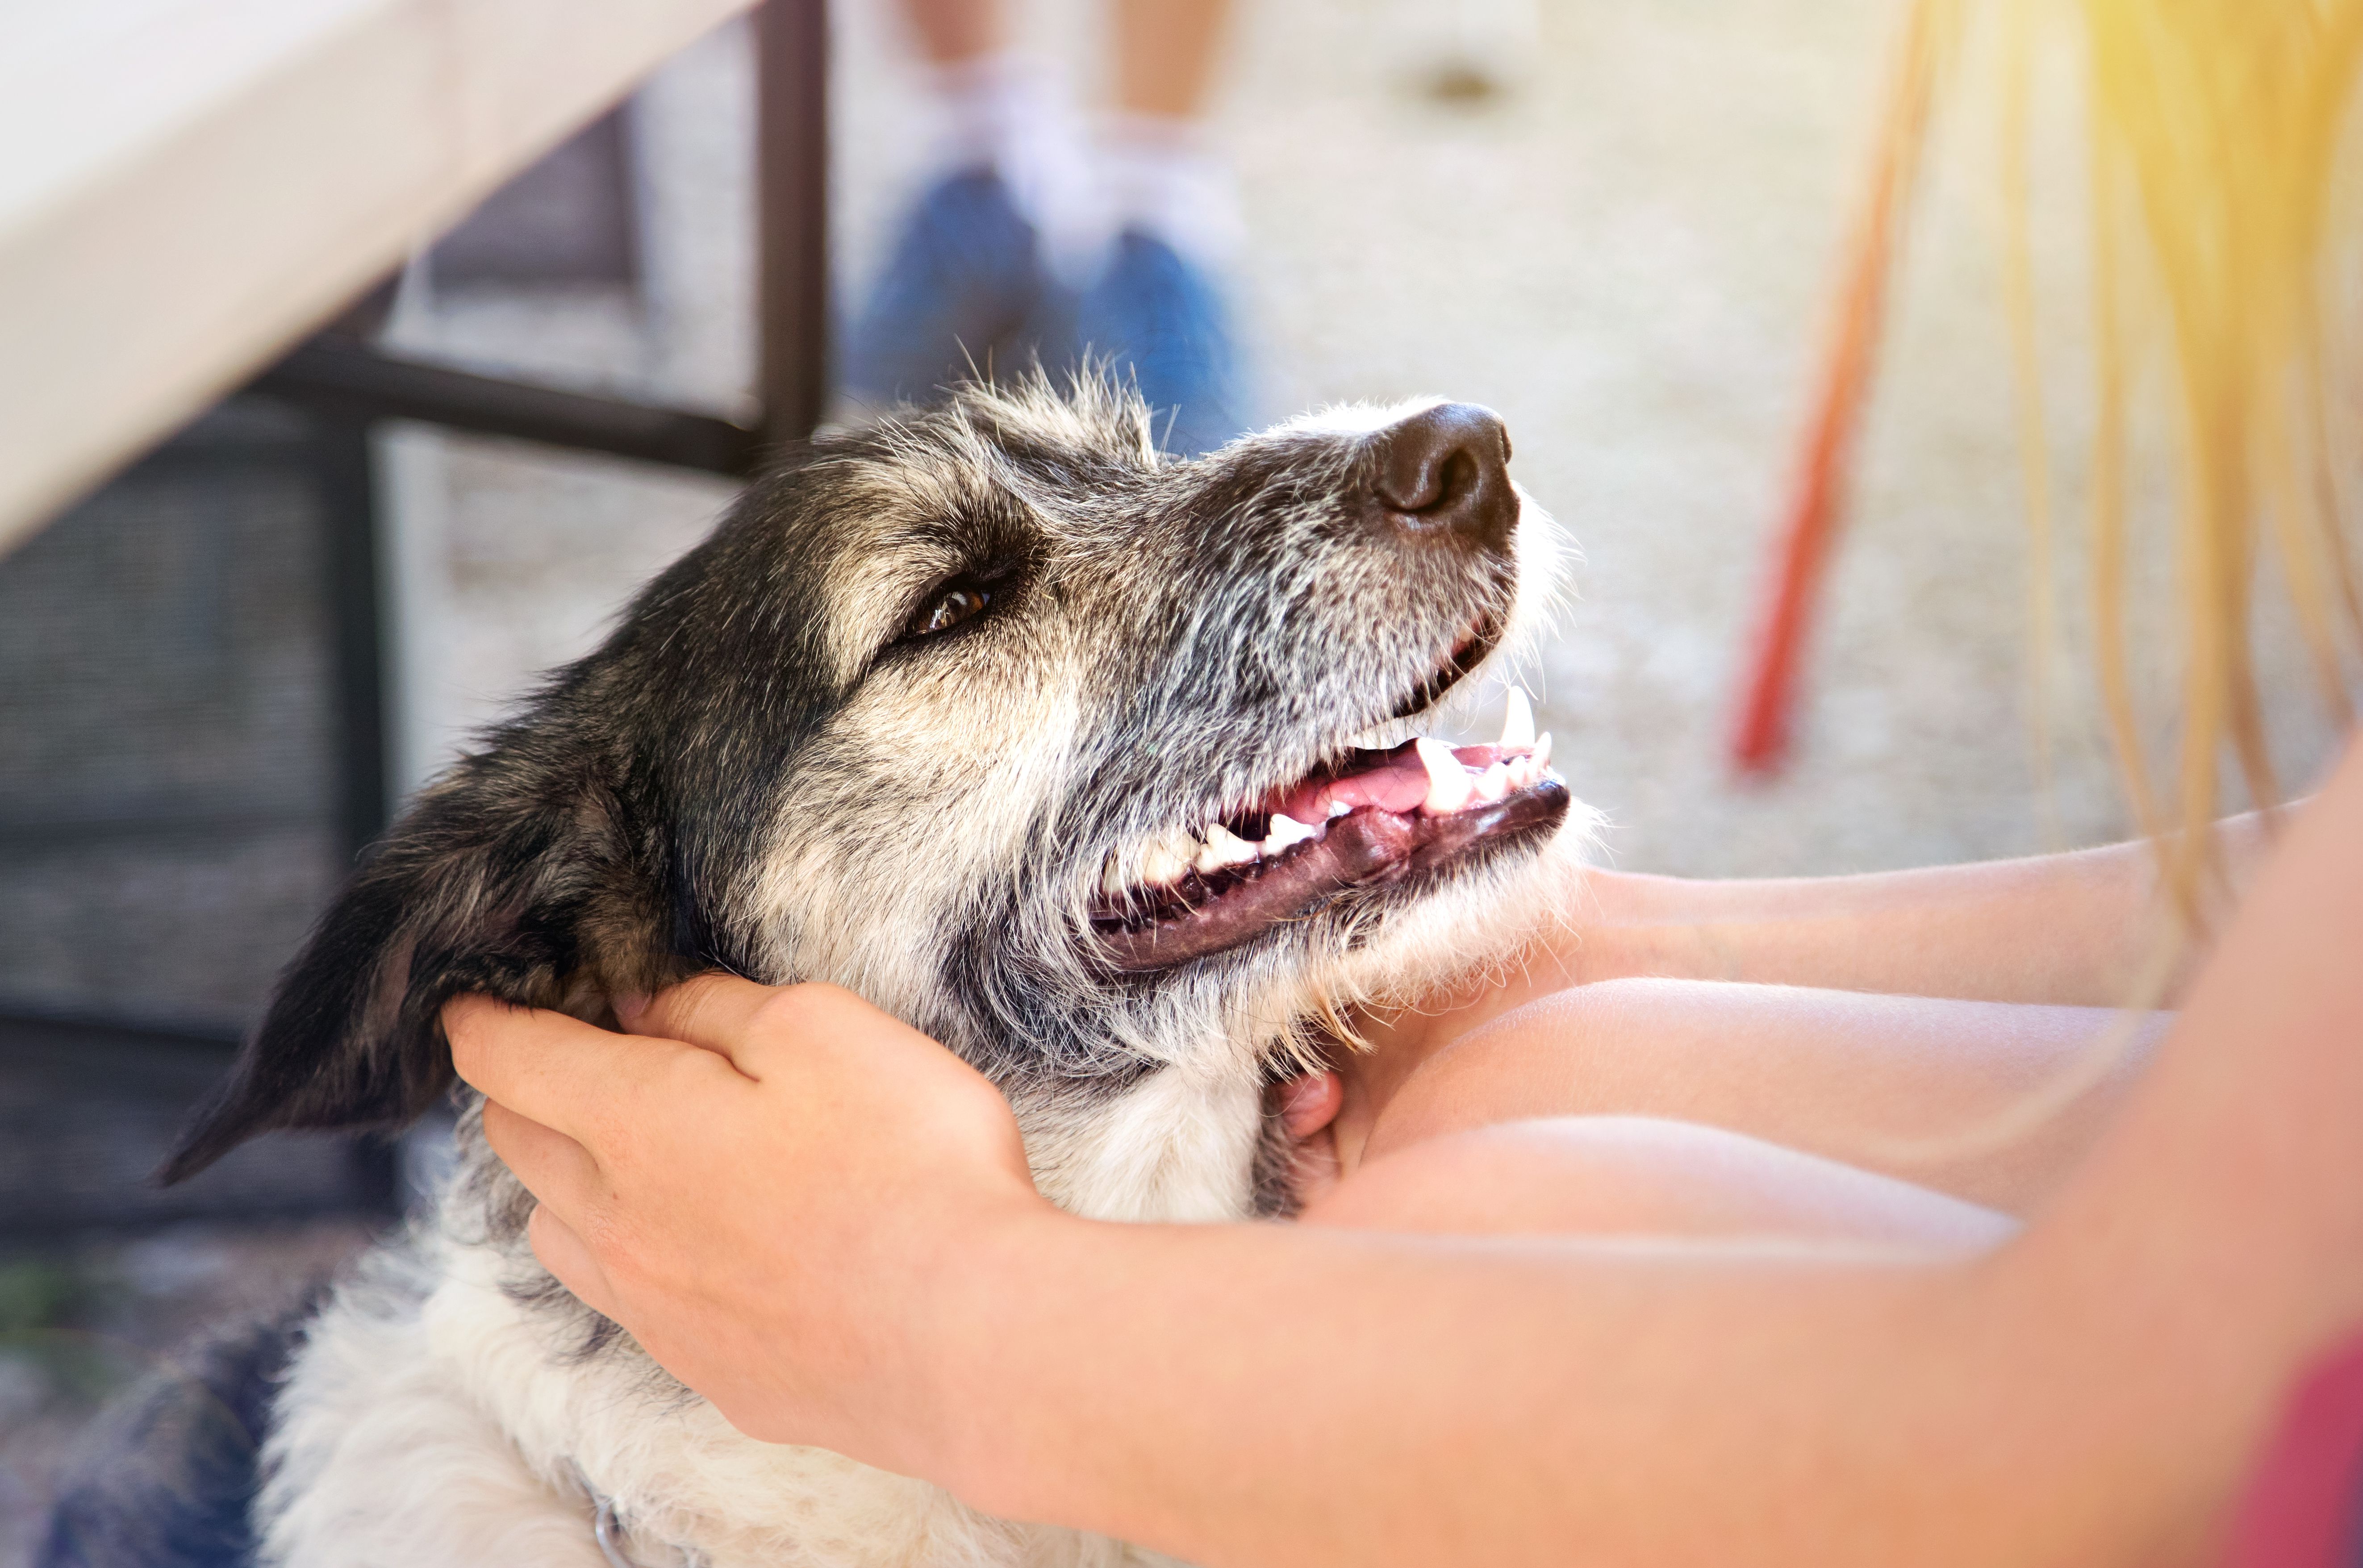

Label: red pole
[1730,0,1940,776]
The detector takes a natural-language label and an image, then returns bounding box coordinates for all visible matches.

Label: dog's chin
[1090,740,1572,974]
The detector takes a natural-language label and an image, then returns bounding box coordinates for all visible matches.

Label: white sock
[1095,113,1245,274]
[926,51,1106,285]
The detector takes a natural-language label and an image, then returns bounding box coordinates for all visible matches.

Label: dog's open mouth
[1089,684,1570,973]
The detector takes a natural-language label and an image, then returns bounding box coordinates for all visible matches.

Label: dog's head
[163,379,1586,1198]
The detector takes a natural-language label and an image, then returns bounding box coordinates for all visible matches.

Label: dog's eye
[902,578,994,641]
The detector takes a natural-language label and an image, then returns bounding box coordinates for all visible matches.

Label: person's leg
[1309,979,2169,1218]
[843,1,1096,407]
[1074,0,1248,455]
[1112,0,1232,118]
[903,0,1009,63]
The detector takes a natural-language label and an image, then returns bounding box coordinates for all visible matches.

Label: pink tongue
[1269,742,1519,826]
[1271,750,1429,823]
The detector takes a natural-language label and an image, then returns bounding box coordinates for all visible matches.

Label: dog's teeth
[1196,823,1260,872]
[1415,737,1474,814]
[1507,755,1538,791]
[1500,688,1535,750]
[1474,762,1511,804]
[1263,813,1319,853]
[1327,798,1352,819]
[1101,857,1128,896]
[1532,732,1553,771]
[1140,835,1193,886]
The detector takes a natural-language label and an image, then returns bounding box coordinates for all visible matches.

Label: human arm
[1347,808,2287,1093]
[451,984,2045,1564]
[1316,981,2170,1215]
[1568,810,2284,1004]
[449,737,2363,1566]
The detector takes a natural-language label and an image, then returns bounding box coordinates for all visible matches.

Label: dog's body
[46,381,1593,1568]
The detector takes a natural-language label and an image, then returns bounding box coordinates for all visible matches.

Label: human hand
[1276,996,1530,1209]
[1276,1030,1494,1209]
[444,976,1056,1476]
[1286,982,1532,1200]
[1272,1068,1347,1208]
[1291,869,1643,1190]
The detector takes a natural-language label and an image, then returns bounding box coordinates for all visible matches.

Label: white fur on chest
[259,1067,1244,1568]
[1023,1056,1265,1222]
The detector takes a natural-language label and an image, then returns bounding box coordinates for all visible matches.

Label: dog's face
[165,380,1579,1212]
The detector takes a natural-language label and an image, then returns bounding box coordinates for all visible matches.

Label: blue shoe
[1073,230,1247,457]
[842,169,1058,406]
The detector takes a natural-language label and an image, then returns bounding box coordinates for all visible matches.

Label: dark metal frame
[0,0,828,1227]
[279,0,830,868]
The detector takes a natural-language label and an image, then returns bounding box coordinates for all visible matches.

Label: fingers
[445,993,734,1146]
[622,975,936,1083]
[526,1202,622,1321]
[1277,1071,1343,1140]
[480,1095,605,1205]
[616,972,781,1068]
[1275,1071,1345,1214]
[1290,1125,1343,1211]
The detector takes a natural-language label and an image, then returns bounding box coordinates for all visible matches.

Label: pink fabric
[2220,1329,2363,1568]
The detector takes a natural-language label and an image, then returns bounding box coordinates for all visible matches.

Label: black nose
[1366,403,1516,552]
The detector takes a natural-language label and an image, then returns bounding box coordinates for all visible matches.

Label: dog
[44,378,1595,1568]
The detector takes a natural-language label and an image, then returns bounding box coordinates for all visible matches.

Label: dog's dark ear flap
[160,767,645,1184]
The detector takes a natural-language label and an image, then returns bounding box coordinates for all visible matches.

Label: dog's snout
[1367,403,1516,552]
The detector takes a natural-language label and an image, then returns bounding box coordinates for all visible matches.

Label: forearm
[1570,811,2285,1007]
[1355,815,2280,1077]
[934,1217,2184,1568]
[1578,853,2155,1005]
[1340,984,2169,1215]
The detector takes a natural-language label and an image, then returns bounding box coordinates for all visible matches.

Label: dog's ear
[160,760,656,1184]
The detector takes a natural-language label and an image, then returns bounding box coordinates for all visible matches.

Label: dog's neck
[581,1472,673,1568]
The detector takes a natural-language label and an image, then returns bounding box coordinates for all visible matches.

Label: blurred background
[0,0,2344,1555]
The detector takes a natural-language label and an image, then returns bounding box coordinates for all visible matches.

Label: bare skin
[902,0,1235,119]
[1276,813,2272,1240]
[1110,0,1234,119]
[1342,807,2284,1101]
[1300,984,2169,1220]
[902,0,1007,66]
[447,745,2362,1566]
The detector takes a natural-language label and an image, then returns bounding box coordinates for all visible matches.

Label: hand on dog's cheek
[446,980,1059,1475]
[477,1090,605,1209]
[525,1200,622,1322]
[467,1029,643,1327]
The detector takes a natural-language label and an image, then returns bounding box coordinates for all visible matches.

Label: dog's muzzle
[1090,403,1568,973]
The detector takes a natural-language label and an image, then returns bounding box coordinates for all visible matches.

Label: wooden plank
[0,0,759,555]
